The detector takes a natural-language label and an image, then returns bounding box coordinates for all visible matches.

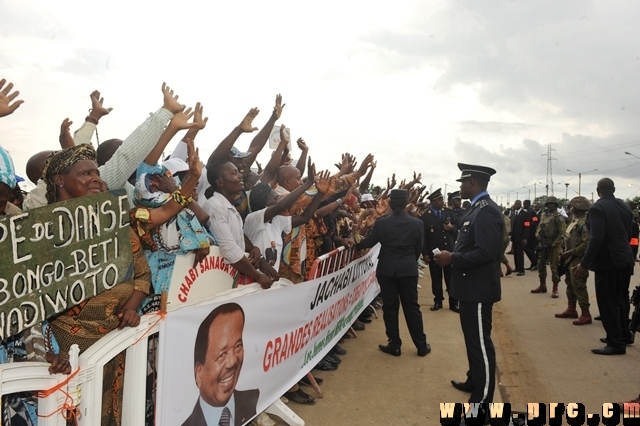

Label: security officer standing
[356,189,430,357]
[555,196,592,325]
[523,200,539,270]
[434,163,503,403]
[448,190,465,227]
[421,188,459,312]
[510,199,532,276]
[531,196,566,297]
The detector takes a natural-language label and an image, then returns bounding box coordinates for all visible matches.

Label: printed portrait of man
[182,303,259,426]
[264,241,278,266]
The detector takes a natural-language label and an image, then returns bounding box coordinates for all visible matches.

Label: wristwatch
[336,198,344,206]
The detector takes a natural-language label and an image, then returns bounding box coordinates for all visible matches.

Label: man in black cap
[448,190,465,227]
[421,188,459,312]
[356,189,430,357]
[434,163,503,403]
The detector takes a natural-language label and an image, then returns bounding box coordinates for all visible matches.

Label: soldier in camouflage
[555,196,592,325]
[531,196,567,297]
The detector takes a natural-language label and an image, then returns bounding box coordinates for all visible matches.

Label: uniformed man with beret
[356,189,430,357]
[421,188,459,312]
[531,196,566,297]
[434,163,504,403]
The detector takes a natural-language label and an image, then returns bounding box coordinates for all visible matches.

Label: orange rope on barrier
[132,311,166,346]
[35,367,81,425]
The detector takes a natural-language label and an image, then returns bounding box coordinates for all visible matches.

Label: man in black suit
[448,190,465,227]
[182,303,259,426]
[435,163,503,403]
[523,200,539,270]
[510,199,532,276]
[575,178,635,355]
[421,188,459,311]
[264,241,278,266]
[356,189,430,357]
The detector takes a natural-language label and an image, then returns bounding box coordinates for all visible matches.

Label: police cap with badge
[456,163,497,182]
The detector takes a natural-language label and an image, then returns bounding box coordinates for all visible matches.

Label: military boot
[551,282,559,298]
[531,279,547,293]
[573,307,592,325]
[555,302,578,318]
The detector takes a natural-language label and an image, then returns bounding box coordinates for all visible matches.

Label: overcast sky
[2,0,640,204]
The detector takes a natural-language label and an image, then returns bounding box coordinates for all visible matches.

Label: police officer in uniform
[555,196,592,325]
[448,190,465,227]
[523,200,539,269]
[356,189,430,357]
[421,188,459,312]
[531,196,566,298]
[434,163,503,403]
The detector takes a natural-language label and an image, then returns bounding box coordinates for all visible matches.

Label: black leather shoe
[430,302,443,311]
[516,272,525,276]
[591,345,626,355]
[600,337,633,345]
[378,344,401,356]
[449,303,460,313]
[528,265,537,270]
[314,359,338,371]
[324,353,341,364]
[418,344,431,356]
[352,320,365,331]
[451,379,473,392]
[284,388,316,405]
[594,315,602,321]
[333,345,347,355]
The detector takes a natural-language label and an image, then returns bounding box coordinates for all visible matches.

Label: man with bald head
[575,178,635,355]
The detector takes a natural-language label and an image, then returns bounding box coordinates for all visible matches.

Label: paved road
[271,263,638,425]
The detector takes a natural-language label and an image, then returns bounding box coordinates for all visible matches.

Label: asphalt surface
[270,260,639,425]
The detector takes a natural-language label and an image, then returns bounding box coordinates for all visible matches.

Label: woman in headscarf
[42,143,152,426]
[129,140,213,309]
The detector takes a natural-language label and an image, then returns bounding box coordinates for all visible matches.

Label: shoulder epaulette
[479,199,489,208]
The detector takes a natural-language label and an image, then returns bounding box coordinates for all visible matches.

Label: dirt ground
[271,261,639,425]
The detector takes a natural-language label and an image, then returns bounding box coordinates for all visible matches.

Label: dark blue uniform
[421,206,457,307]
[356,211,428,353]
[450,194,503,403]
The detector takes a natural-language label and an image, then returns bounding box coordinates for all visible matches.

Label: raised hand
[256,160,263,174]
[162,82,186,114]
[239,107,259,133]
[297,138,308,152]
[388,173,397,190]
[193,102,209,130]
[273,93,286,119]
[279,124,290,145]
[169,106,196,130]
[0,79,24,117]
[186,138,202,179]
[88,90,113,120]
[59,118,74,149]
[315,170,331,194]
[306,157,317,183]
[413,172,422,184]
[355,153,374,176]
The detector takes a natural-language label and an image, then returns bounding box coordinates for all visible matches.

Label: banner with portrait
[156,244,380,426]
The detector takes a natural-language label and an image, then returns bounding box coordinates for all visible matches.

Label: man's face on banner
[196,310,245,407]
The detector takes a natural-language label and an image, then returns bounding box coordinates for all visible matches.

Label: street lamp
[533,182,544,200]
[625,151,640,160]
[567,169,598,196]
[565,183,569,201]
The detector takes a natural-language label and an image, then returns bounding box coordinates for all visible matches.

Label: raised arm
[59,118,75,149]
[295,138,308,176]
[260,125,290,185]
[291,169,329,227]
[359,161,376,194]
[143,106,196,166]
[207,108,259,168]
[0,79,24,117]
[74,90,113,145]
[243,94,285,170]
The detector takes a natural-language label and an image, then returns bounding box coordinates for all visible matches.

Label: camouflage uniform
[532,196,566,296]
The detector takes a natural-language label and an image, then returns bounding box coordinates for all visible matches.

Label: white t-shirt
[244,209,292,273]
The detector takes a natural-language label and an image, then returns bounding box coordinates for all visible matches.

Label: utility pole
[542,144,557,197]
[565,183,569,201]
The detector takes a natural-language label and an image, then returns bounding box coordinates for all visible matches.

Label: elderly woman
[129,140,212,305]
[42,143,152,426]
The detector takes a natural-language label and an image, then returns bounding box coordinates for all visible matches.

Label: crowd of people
[0,76,639,424]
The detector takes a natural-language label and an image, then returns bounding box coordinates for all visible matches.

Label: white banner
[157,245,380,426]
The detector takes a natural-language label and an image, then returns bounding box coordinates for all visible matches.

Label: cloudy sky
[2,0,640,204]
